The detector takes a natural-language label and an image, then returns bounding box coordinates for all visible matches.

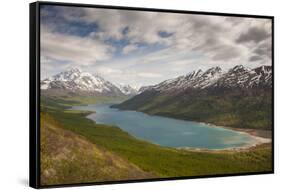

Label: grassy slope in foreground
[41,113,154,185]
[41,95,272,183]
[113,89,272,130]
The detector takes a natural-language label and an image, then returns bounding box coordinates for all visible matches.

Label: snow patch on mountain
[41,68,123,95]
[115,84,139,95]
[152,66,223,92]
[142,65,271,93]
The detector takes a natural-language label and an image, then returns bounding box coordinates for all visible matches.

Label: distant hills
[113,65,272,130]
[41,68,138,96]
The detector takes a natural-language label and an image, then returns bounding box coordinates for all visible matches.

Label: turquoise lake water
[72,104,256,149]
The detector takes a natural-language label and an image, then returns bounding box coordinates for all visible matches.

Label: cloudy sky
[40,5,272,87]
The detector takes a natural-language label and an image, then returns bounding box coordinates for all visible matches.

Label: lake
[71,104,256,150]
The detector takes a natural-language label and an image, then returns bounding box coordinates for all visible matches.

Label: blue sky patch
[158,31,173,38]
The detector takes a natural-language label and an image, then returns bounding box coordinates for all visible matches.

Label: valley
[113,65,272,130]
[38,7,273,187]
[40,65,273,184]
[40,94,272,184]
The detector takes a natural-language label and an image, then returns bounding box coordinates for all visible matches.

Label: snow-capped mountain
[115,84,139,96]
[113,65,272,131]
[138,85,153,94]
[252,65,272,87]
[41,65,272,97]
[141,65,272,93]
[41,68,127,96]
[147,66,222,92]
[214,65,272,89]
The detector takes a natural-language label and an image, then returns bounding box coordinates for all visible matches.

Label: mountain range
[138,65,272,93]
[113,65,272,130]
[41,68,138,96]
[41,65,272,130]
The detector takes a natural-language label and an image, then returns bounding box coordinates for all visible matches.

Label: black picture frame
[30,1,274,189]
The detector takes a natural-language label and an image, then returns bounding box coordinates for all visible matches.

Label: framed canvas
[29,1,274,188]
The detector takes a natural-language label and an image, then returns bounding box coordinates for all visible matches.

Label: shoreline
[114,107,272,137]
[73,104,272,153]
[178,142,272,153]
[200,121,272,139]
[179,123,272,153]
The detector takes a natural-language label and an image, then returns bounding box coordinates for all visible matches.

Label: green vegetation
[41,95,272,185]
[41,113,153,185]
[41,92,128,107]
[114,90,272,130]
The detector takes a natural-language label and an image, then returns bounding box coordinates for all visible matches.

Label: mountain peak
[214,65,272,88]
[194,69,203,77]
[230,65,250,73]
[66,67,82,73]
[141,65,271,93]
[210,66,221,72]
[115,83,138,95]
[204,66,222,76]
[41,68,138,96]
[254,65,272,74]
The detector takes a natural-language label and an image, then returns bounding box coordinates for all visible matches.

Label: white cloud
[41,5,272,86]
[41,25,114,66]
